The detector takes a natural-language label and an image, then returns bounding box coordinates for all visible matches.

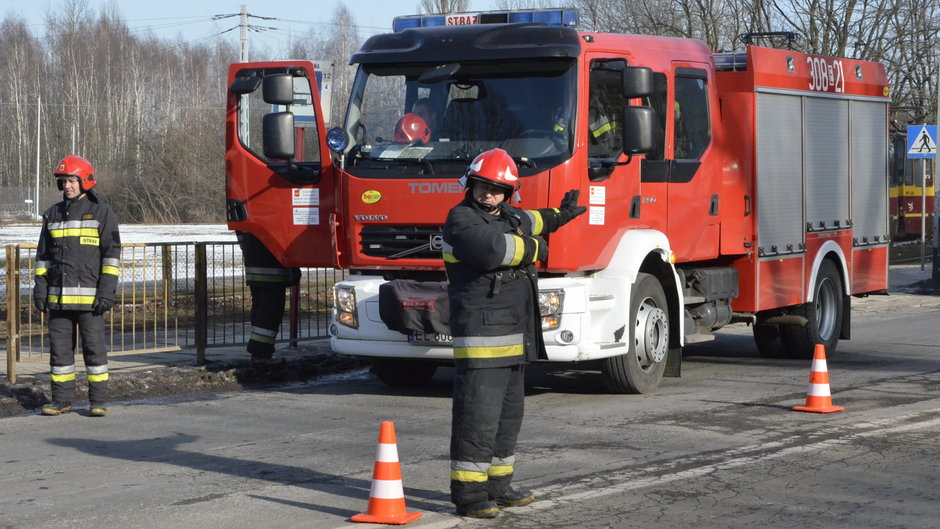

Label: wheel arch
[639,253,683,351]
[595,228,684,347]
[807,240,850,301]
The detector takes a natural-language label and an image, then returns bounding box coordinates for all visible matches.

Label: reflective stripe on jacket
[34,191,121,311]
[442,196,566,368]
[236,231,301,287]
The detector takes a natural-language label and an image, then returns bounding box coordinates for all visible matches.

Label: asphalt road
[0,289,937,529]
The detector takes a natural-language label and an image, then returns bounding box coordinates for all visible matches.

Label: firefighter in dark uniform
[442,148,586,518]
[236,231,301,366]
[34,155,121,417]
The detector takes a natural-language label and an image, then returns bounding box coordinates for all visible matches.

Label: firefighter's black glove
[532,235,548,262]
[558,189,587,226]
[92,297,114,316]
[33,296,47,313]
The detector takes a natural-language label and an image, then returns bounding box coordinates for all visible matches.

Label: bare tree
[420,0,471,13]
[0,16,43,190]
[0,0,935,224]
[283,5,362,127]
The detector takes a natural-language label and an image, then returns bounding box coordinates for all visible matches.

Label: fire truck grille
[359,225,445,259]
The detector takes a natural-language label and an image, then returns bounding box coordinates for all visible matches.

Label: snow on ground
[0,224,236,246]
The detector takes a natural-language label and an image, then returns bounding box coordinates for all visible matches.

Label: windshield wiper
[371,157,435,174]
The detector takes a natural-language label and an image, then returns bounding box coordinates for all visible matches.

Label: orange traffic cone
[352,421,423,525]
[793,344,845,413]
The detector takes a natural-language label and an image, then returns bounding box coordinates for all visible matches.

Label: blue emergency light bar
[392,8,579,32]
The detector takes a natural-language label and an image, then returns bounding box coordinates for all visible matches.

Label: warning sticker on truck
[293,207,320,225]
[589,206,605,225]
[292,188,320,206]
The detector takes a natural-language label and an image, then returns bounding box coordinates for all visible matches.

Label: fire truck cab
[225,9,890,393]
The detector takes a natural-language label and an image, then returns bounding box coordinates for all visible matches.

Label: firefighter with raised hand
[236,231,301,367]
[34,155,121,417]
[442,148,586,518]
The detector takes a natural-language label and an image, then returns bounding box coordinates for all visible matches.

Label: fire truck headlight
[334,287,358,328]
[538,290,564,331]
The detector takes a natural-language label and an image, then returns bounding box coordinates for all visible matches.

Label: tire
[753,313,788,358]
[781,259,844,359]
[602,273,670,394]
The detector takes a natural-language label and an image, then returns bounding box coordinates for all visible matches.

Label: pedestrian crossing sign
[907,125,937,159]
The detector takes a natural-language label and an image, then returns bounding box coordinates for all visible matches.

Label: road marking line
[332,405,940,528]
[535,410,940,508]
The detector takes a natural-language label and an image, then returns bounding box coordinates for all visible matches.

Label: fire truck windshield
[342,59,576,177]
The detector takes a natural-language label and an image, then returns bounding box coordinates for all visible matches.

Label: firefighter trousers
[450,364,525,507]
[48,310,108,405]
[246,284,287,358]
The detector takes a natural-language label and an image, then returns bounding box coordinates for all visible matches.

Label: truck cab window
[643,72,668,161]
[342,60,576,176]
[674,75,710,160]
[236,70,321,163]
[587,68,626,159]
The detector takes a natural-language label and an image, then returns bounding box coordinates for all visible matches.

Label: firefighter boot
[89,404,108,417]
[452,479,500,519]
[41,401,73,416]
[488,473,535,508]
[250,355,285,367]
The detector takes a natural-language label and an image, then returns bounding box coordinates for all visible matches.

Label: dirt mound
[0,351,367,418]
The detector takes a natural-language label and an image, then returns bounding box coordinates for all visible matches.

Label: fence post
[289,283,299,348]
[161,245,173,305]
[5,245,20,383]
[194,243,207,365]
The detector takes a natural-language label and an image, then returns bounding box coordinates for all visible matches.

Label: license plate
[408,331,453,345]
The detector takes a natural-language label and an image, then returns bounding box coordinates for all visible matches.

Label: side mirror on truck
[261,72,299,161]
[622,106,655,155]
[621,66,654,98]
[261,111,322,184]
[262,73,295,105]
[262,112,295,160]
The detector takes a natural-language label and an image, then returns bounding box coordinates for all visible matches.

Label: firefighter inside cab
[443,148,586,518]
[393,112,432,145]
[34,155,122,417]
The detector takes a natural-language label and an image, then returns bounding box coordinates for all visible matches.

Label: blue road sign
[907,125,937,159]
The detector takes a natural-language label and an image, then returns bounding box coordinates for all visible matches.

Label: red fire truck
[225,9,890,393]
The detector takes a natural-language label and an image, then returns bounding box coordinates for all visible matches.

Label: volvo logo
[353,215,388,221]
[429,234,444,251]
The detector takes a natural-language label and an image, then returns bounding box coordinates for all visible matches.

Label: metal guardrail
[2,242,346,383]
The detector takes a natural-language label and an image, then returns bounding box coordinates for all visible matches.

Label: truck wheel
[781,259,844,359]
[371,359,438,387]
[753,314,787,358]
[602,273,669,394]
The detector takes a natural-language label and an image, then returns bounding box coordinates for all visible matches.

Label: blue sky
[0,0,491,53]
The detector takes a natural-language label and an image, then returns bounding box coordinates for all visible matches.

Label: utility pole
[240,4,249,62]
[34,93,41,220]
[933,52,940,283]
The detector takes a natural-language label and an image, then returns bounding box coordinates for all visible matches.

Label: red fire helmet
[463,148,520,200]
[54,155,96,191]
[393,113,431,144]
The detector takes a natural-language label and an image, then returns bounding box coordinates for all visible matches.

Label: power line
[1,11,388,53]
